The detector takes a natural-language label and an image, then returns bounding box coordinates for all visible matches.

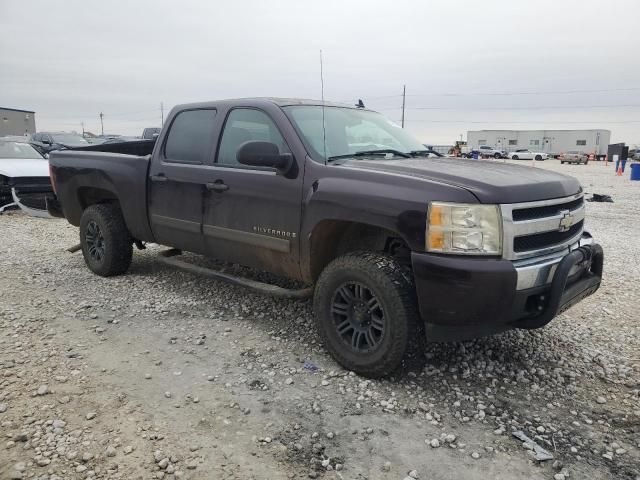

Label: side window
[217,109,289,166]
[164,109,217,164]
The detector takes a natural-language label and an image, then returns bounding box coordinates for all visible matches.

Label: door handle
[150,174,168,182]
[206,181,229,192]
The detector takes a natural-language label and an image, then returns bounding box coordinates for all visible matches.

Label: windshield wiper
[327,149,411,162]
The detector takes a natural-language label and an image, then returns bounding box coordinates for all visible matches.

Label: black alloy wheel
[331,281,385,352]
[85,220,105,262]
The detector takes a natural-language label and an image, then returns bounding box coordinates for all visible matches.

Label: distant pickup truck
[560,151,589,165]
[48,98,603,377]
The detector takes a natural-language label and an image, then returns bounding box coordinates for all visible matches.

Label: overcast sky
[1,0,639,144]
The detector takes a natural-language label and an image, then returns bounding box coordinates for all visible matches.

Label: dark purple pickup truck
[48,98,603,377]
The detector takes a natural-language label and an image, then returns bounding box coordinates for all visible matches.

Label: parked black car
[48,98,603,377]
[142,127,161,140]
[31,132,89,155]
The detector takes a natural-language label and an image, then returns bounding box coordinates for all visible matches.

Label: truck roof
[172,97,370,111]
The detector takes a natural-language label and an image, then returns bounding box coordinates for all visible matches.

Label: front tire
[313,252,417,378]
[512,155,519,160]
[535,155,542,161]
[80,203,132,277]
[494,153,501,159]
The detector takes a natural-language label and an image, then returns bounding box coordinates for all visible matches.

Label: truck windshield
[284,106,425,162]
[0,141,43,159]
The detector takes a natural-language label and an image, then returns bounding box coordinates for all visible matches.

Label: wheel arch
[77,186,120,211]
[305,219,411,283]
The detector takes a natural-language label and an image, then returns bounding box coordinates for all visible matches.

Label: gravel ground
[0,159,639,480]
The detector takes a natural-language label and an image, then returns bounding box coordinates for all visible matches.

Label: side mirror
[237,141,292,173]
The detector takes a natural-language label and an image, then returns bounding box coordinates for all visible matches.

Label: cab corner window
[217,109,288,167]
[164,109,217,164]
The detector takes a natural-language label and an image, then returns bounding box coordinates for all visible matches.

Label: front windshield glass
[284,106,425,161]
[51,134,88,145]
[0,141,43,159]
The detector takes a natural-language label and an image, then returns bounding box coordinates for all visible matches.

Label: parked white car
[508,149,548,160]
[0,140,52,217]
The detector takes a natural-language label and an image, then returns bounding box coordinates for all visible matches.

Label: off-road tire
[80,203,132,277]
[313,251,418,378]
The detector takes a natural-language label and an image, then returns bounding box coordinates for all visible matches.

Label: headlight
[426,202,502,255]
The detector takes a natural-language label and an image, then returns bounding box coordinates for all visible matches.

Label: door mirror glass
[237,141,292,172]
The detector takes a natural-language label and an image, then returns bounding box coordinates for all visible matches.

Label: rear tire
[313,252,418,378]
[494,153,501,159]
[535,155,542,161]
[80,203,133,277]
[512,155,519,160]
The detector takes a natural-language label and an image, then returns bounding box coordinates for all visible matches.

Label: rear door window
[164,109,217,164]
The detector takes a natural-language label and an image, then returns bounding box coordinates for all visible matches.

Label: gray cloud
[1,0,638,144]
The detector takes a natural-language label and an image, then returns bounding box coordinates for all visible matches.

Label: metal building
[467,129,611,157]
[0,107,36,137]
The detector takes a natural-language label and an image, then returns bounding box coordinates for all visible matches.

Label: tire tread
[313,251,418,378]
[80,203,132,277]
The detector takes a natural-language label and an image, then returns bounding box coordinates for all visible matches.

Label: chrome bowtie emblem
[558,210,574,232]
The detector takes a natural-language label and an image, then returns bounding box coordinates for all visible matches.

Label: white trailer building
[467,129,611,158]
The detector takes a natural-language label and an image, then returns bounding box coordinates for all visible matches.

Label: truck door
[147,108,218,254]
[200,107,303,279]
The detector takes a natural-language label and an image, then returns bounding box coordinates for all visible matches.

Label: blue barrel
[631,163,640,181]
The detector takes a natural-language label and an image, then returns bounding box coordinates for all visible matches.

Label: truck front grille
[512,197,584,221]
[514,220,584,252]
[500,193,585,260]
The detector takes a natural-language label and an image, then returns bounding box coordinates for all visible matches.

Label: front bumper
[412,235,603,342]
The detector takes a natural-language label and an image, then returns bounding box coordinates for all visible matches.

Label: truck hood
[0,158,50,179]
[341,157,581,204]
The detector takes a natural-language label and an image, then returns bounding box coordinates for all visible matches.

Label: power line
[356,86,640,99]
[378,103,640,111]
[402,119,640,124]
[36,108,161,120]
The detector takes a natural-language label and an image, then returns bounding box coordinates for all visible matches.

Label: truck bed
[72,139,156,157]
[49,150,154,242]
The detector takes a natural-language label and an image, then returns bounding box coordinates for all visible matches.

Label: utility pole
[160,102,164,126]
[81,122,85,136]
[401,85,406,128]
[99,112,104,136]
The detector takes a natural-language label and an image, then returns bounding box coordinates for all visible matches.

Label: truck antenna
[320,49,327,165]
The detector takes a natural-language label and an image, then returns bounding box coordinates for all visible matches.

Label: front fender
[299,160,477,280]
